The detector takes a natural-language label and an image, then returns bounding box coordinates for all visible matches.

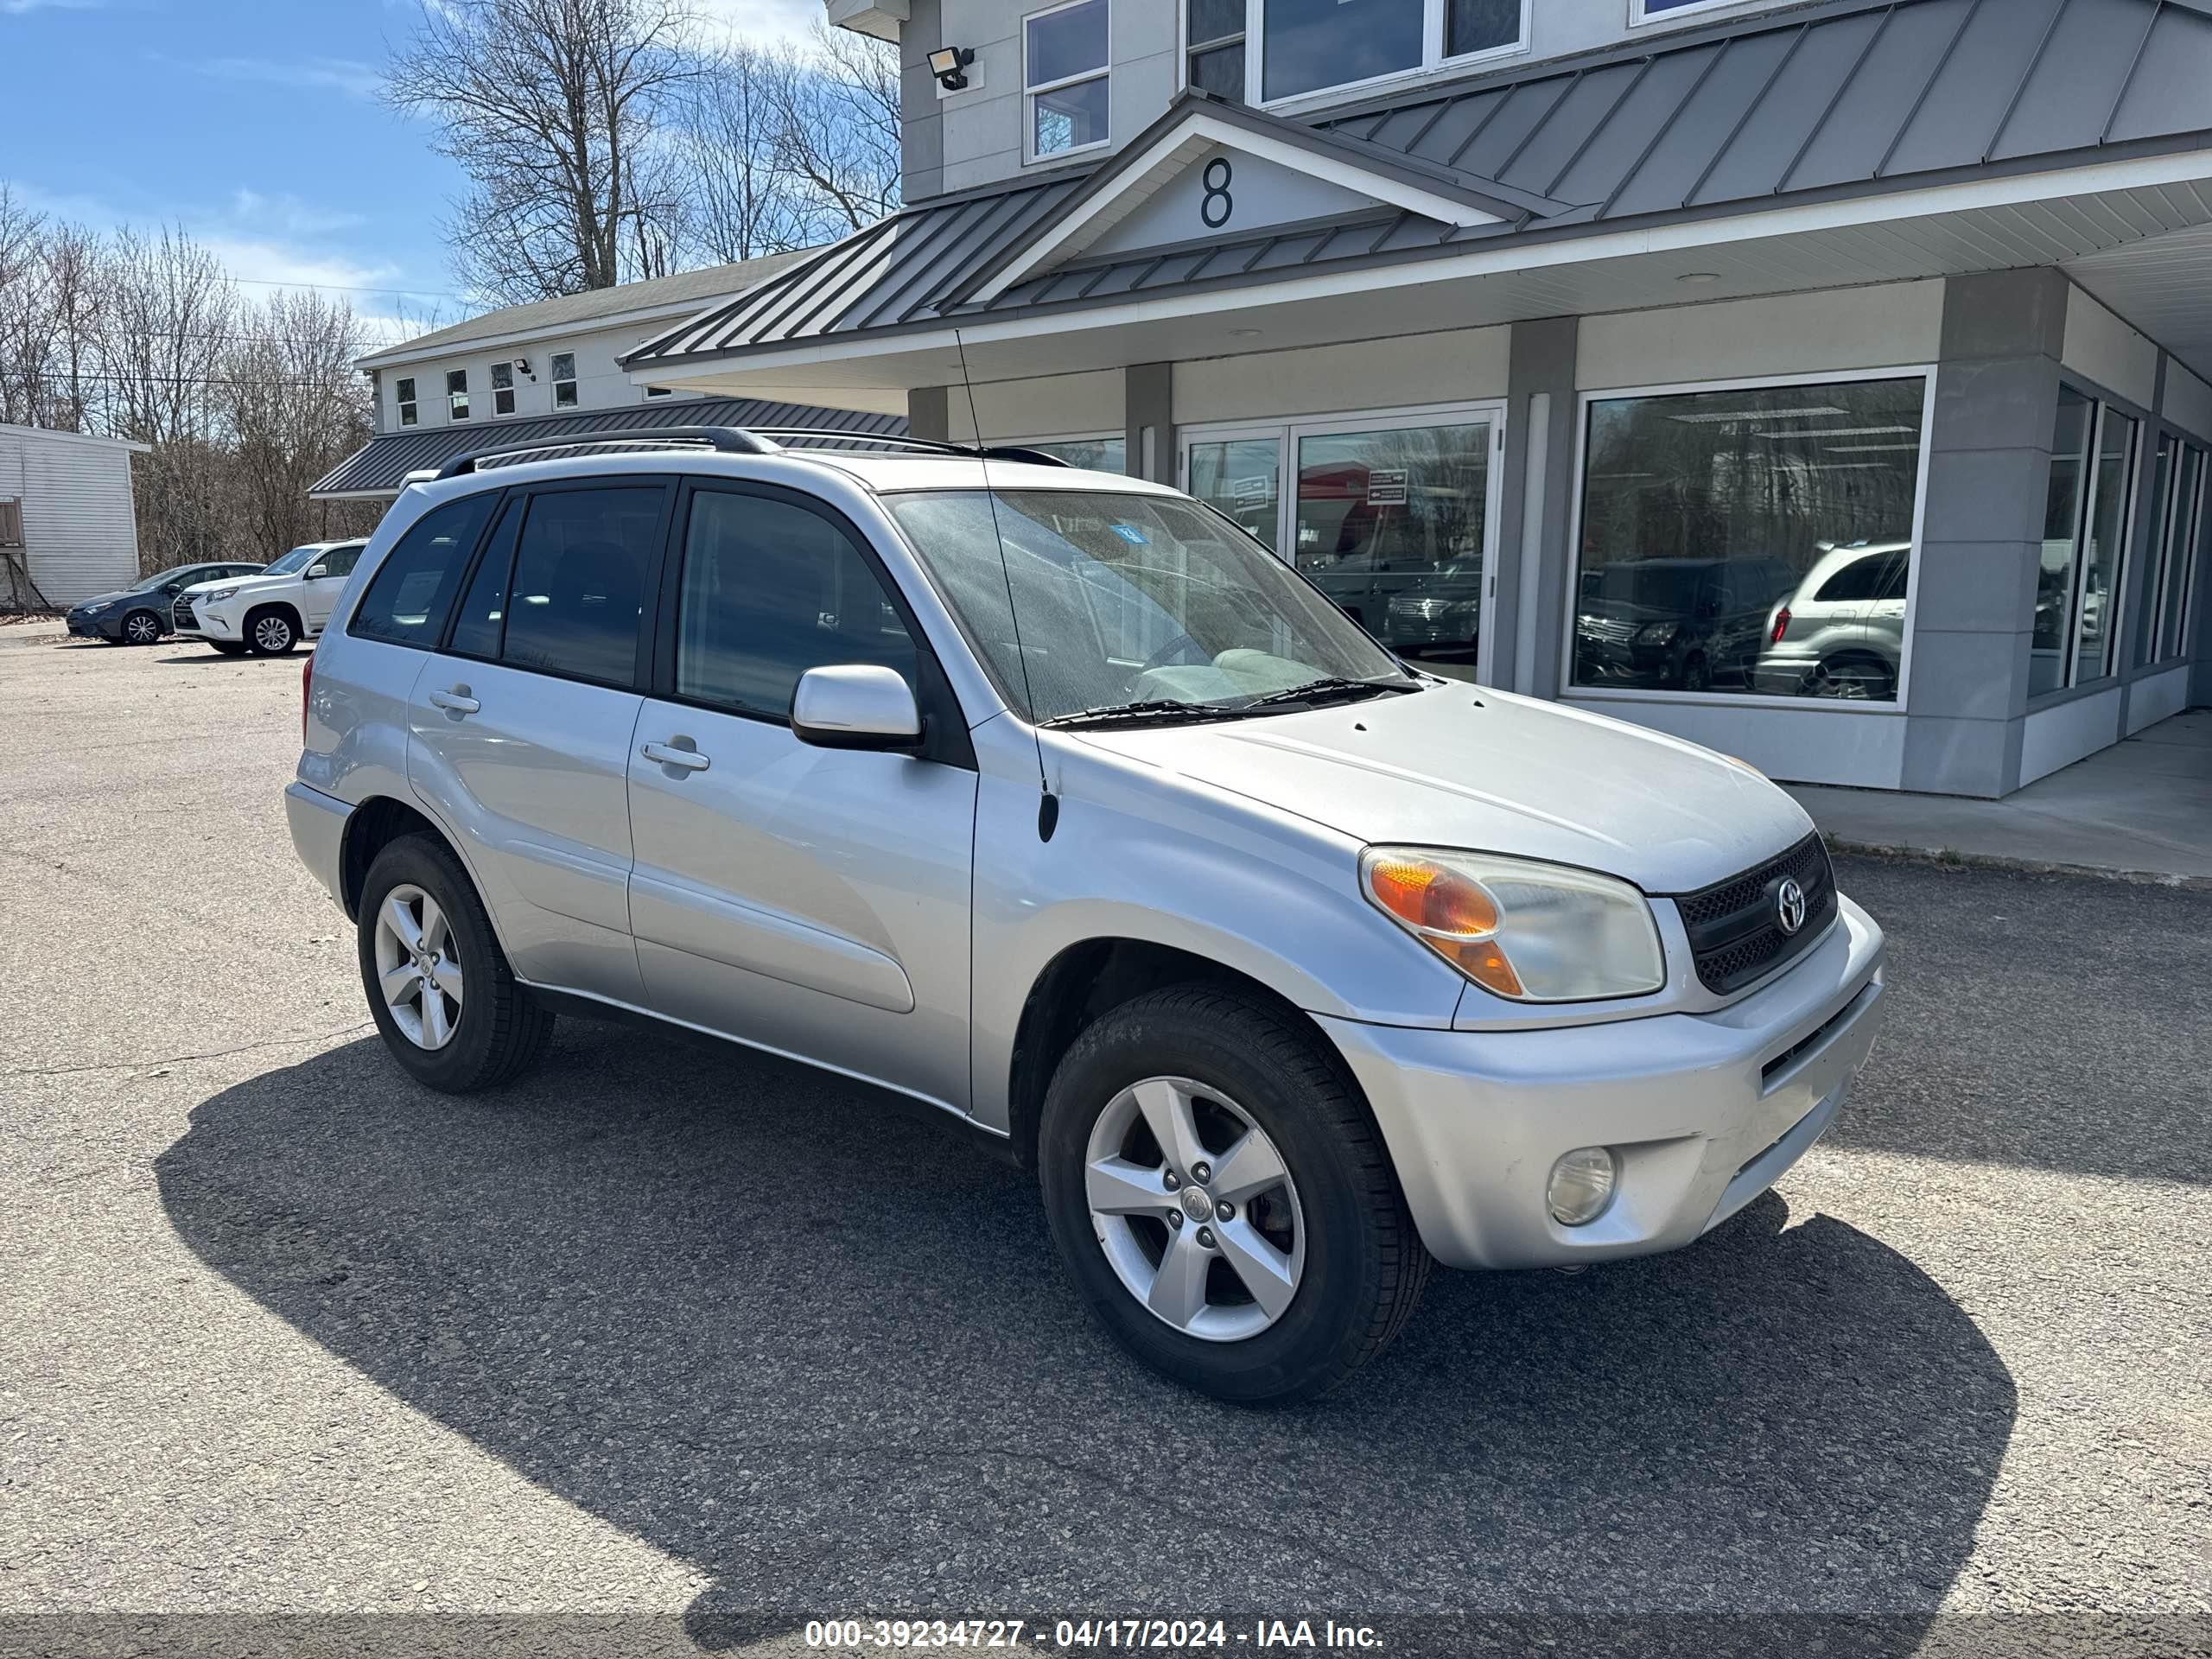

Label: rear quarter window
[348,494,499,647]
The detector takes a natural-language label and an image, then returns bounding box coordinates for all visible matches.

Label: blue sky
[2,0,823,340]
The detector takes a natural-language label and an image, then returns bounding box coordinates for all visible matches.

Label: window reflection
[1294,423,1490,671]
[1574,378,1926,702]
[1187,437,1282,552]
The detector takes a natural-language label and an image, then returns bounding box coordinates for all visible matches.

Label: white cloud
[693,0,830,48]
[1,0,109,15]
[177,54,384,99]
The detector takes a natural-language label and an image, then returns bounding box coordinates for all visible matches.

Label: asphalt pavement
[0,633,2205,1659]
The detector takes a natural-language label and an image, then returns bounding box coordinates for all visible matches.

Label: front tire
[247,607,297,655]
[121,609,163,645]
[357,833,554,1093]
[209,640,249,657]
[1039,986,1429,1404]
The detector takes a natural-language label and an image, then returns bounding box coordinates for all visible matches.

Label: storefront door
[1182,404,1504,683]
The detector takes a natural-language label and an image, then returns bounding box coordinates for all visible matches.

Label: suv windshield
[262,545,323,577]
[886,490,1412,725]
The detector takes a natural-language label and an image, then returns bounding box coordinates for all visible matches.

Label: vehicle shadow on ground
[156,1021,2015,1651]
[1823,857,2212,1185]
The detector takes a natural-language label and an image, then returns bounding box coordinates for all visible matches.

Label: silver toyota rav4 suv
[287,427,1886,1403]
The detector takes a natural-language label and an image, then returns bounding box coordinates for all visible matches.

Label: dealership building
[619,0,2212,797]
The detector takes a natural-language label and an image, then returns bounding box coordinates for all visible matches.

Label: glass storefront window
[2037,387,2141,694]
[1573,377,1927,702]
[1186,436,1282,553]
[2152,439,2205,664]
[1026,435,1126,473]
[1294,422,1490,671]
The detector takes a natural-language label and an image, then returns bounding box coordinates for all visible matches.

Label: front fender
[965,728,1463,1133]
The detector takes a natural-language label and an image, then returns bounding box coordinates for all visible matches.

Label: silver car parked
[287,428,1886,1402]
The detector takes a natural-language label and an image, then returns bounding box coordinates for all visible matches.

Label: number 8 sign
[1201,157,1234,229]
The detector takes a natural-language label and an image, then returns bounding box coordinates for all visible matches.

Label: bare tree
[99,226,239,569]
[0,188,99,430]
[766,24,901,238]
[385,0,701,304]
[221,289,374,558]
[676,41,810,263]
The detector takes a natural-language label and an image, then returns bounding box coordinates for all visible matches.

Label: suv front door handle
[641,740,711,773]
[428,686,480,715]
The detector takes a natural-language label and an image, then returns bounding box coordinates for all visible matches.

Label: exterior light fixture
[929,46,974,92]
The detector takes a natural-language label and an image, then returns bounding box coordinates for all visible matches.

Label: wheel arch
[244,597,304,635]
[340,794,461,923]
[1003,938,1373,1175]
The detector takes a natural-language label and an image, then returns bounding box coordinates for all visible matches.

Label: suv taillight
[301,652,313,744]
[1770,606,1791,645]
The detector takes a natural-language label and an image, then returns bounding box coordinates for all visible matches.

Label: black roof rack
[430,422,1075,482]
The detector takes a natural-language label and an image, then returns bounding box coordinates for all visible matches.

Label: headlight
[207,588,238,602]
[86,600,115,613]
[1362,848,1666,1002]
[1636,621,1678,645]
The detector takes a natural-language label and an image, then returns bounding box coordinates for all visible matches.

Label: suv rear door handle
[428,687,480,714]
[641,740,710,773]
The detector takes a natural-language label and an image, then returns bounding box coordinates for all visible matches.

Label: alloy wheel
[124,613,160,645]
[373,883,465,1050]
[1084,1076,1306,1343]
[253,614,293,652]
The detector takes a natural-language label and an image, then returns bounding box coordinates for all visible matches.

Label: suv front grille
[1670,833,1837,996]
[172,595,197,627]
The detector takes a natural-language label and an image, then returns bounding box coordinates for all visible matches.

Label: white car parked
[175,538,368,656]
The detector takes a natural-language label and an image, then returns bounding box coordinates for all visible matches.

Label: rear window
[348,496,498,647]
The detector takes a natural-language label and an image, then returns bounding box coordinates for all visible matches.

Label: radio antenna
[952,326,1052,810]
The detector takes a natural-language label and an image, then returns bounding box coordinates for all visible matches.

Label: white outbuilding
[0,424,149,609]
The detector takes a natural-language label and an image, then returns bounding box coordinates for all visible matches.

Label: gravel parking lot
[1,630,2206,1658]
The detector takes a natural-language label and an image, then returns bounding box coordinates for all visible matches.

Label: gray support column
[899,0,947,204]
[1497,317,1579,698]
[1901,270,2069,798]
[1125,362,1175,483]
[909,385,950,442]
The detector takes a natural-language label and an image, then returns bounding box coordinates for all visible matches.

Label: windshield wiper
[1039,699,1258,730]
[1238,676,1420,711]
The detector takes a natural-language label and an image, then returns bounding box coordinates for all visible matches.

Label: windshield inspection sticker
[1109,524,1149,544]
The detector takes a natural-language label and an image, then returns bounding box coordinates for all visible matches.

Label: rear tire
[1039,985,1429,1404]
[247,607,297,655]
[357,833,554,1093]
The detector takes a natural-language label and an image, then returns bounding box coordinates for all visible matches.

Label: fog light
[1548,1147,1618,1226]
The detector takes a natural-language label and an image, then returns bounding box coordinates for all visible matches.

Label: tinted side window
[322,544,364,578]
[676,491,918,719]
[499,486,661,685]
[349,494,498,647]
[1816,556,1883,603]
[448,496,522,660]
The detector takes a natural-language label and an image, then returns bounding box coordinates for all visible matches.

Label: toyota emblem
[1776,877,1808,937]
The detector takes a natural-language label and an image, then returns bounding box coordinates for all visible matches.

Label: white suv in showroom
[175,538,367,655]
[285,428,1885,1402]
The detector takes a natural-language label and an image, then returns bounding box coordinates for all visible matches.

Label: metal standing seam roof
[626,0,2212,369]
[308,397,906,498]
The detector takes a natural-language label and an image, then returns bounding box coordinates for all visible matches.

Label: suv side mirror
[306,564,330,581]
[791,664,923,752]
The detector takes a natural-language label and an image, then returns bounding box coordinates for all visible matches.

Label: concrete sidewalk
[1788,709,2212,885]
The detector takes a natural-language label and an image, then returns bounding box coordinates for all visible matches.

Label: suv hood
[1067,683,1811,894]
[198,571,290,598]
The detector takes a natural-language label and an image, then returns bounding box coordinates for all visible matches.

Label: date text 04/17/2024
[803,1619,1384,1649]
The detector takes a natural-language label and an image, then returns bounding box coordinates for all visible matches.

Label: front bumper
[1319,895,1886,1271]
[67,613,119,639]
[285,780,352,913]
[177,604,245,643]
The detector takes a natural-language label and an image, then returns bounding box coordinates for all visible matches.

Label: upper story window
[446,369,470,423]
[395,377,418,428]
[1189,0,1526,107]
[1631,0,1747,24]
[1026,0,1110,161]
[550,352,578,409]
[491,360,517,416]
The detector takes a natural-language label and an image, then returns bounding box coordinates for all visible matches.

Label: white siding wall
[375,318,709,435]
[0,429,142,606]
[923,0,1806,198]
